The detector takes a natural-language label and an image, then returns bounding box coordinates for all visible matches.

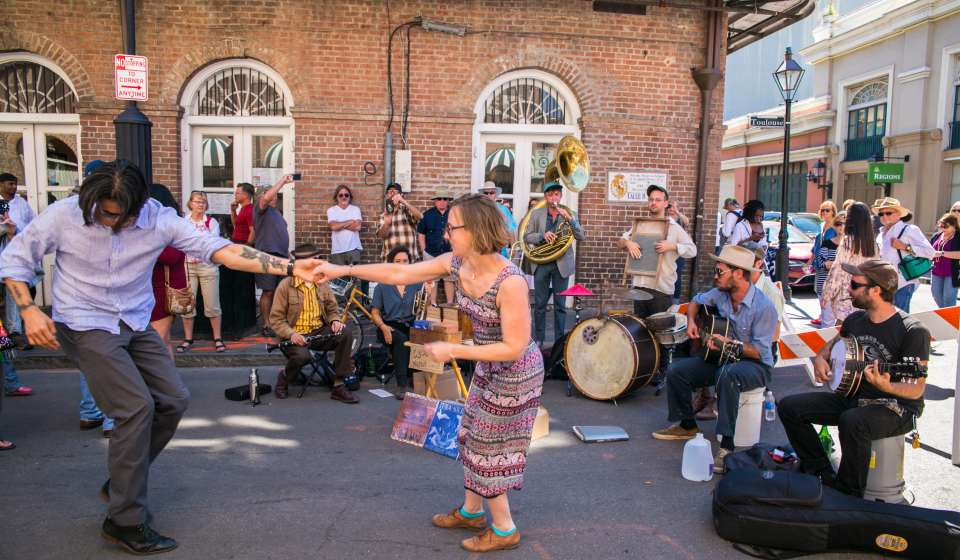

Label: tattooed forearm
[235,245,288,275]
[4,279,36,310]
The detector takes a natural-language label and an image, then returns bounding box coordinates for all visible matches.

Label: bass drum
[564,314,660,400]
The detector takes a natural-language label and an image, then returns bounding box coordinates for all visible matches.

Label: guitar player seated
[651,245,778,474]
[779,259,928,498]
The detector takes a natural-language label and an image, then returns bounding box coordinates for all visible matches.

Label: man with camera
[377,182,422,262]
[269,243,357,404]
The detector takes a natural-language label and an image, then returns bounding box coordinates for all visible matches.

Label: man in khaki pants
[270,243,357,403]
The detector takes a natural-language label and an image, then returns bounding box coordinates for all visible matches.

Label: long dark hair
[150,183,182,217]
[738,200,764,224]
[842,202,876,257]
[78,160,149,233]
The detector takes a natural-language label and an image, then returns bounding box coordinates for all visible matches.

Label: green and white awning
[485,147,515,172]
[262,141,283,168]
[202,137,230,167]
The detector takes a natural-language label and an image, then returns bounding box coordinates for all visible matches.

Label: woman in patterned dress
[820,202,877,325]
[315,194,543,553]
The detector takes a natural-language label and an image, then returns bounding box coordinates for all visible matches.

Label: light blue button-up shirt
[0,196,231,334]
[693,284,778,367]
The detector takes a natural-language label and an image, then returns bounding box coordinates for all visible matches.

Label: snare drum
[564,314,660,400]
[646,312,689,347]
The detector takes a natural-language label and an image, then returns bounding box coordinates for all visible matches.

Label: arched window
[0,61,78,114]
[482,77,568,125]
[192,66,288,117]
[849,81,887,108]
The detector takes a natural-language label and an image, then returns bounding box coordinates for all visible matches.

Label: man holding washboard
[616,185,696,318]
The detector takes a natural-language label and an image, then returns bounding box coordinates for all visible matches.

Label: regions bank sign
[867,162,904,184]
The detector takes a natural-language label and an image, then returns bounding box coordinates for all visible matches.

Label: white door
[0,123,80,305]
[477,133,579,224]
[189,126,295,248]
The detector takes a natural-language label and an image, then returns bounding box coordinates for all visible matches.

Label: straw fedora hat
[432,188,454,200]
[710,245,761,272]
[872,197,910,218]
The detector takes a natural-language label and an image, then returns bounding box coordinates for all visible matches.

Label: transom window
[0,61,78,114]
[849,81,887,109]
[193,66,288,117]
[483,77,568,125]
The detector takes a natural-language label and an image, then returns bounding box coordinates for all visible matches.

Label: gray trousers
[533,261,569,344]
[57,322,189,526]
[666,356,769,438]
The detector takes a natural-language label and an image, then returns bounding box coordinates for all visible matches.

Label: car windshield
[791,215,822,236]
[764,222,810,244]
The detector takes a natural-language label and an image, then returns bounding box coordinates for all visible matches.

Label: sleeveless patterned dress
[451,256,544,498]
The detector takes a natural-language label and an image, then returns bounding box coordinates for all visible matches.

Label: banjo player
[779,259,928,498]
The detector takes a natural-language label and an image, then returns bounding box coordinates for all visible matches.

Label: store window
[845,80,887,161]
[756,163,806,213]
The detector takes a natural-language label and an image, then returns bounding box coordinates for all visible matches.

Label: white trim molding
[937,43,960,149]
[897,66,932,84]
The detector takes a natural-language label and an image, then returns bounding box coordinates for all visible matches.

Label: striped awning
[202,137,230,167]
[262,141,283,168]
[485,147,515,172]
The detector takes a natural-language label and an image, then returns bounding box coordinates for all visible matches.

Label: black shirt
[417,207,450,257]
[839,310,928,415]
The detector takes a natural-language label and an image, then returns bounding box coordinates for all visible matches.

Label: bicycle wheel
[346,309,364,356]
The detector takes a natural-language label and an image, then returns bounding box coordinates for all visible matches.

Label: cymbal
[558,283,596,297]
[607,287,654,301]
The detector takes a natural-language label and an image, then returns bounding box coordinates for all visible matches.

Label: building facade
[721,0,960,233]
[2,0,783,303]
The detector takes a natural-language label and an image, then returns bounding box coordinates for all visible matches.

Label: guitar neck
[867,361,928,380]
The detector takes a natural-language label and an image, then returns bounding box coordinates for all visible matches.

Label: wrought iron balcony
[844,135,884,162]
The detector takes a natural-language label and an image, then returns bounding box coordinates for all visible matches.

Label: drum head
[564,317,639,400]
[828,339,846,392]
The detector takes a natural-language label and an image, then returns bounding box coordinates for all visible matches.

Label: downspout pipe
[689,0,724,295]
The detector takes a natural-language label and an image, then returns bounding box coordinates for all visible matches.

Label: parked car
[762,221,815,289]
[762,211,822,240]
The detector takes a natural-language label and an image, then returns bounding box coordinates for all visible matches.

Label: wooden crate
[410,326,461,345]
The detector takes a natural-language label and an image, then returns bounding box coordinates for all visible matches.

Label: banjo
[828,337,927,398]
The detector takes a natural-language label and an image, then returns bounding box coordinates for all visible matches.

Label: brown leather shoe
[461,527,521,552]
[431,508,486,531]
[330,385,358,404]
[275,370,288,399]
[80,418,104,430]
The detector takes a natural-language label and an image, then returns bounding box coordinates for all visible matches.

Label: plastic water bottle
[364,344,376,378]
[681,433,714,482]
[763,390,776,422]
[249,368,261,406]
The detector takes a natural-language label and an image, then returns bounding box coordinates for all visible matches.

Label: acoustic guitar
[693,305,742,366]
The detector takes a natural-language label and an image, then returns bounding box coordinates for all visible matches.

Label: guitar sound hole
[582,325,599,345]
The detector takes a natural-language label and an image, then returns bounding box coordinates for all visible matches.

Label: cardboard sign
[114,54,148,101]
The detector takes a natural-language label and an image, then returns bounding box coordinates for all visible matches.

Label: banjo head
[828,338,846,392]
[829,337,863,397]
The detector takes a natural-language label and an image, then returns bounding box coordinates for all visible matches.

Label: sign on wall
[607,170,669,202]
[749,116,785,128]
[114,54,149,101]
[867,162,904,184]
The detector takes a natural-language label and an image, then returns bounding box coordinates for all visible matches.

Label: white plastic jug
[681,433,714,482]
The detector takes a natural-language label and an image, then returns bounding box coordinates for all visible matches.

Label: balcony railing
[844,135,884,162]
[950,121,960,150]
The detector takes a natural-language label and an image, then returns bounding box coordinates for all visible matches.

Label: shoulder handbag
[164,263,195,315]
[896,226,932,281]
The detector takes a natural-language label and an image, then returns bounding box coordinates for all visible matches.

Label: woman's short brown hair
[939,212,959,230]
[449,194,511,255]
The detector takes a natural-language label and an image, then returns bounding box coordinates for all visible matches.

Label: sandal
[214,339,226,353]
[0,439,15,451]
[176,339,194,353]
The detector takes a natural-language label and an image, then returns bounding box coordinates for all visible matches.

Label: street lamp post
[773,47,805,302]
[807,159,830,199]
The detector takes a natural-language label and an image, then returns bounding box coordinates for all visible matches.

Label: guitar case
[713,468,960,558]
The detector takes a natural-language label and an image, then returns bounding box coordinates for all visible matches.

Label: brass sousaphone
[517,135,590,264]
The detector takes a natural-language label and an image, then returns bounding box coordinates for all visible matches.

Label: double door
[0,122,80,304]
[189,126,295,247]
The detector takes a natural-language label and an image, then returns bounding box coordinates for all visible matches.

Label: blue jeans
[2,357,21,391]
[931,275,958,308]
[533,262,569,344]
[894,283,916,313]
[79,374,114,430]
[4,285,21,334]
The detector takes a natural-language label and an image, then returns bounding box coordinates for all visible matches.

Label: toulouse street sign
[868,162,904,184]
[750,116,785,128]
[114,54,149,101]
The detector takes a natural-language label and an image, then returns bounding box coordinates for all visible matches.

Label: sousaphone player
[651,245,778,474]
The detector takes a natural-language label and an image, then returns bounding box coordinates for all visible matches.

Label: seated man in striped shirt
[269,243,357,403]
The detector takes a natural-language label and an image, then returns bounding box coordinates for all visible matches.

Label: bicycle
[329,277,373,356]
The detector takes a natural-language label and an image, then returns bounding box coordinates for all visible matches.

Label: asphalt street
[0,287,957,559]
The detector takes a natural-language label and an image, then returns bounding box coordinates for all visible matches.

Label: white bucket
[681,433,714,482]
[734,387,765,448]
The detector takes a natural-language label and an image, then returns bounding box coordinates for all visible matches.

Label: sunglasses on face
[952,208,960,213]
[834,222,845,227]
[850,279,875,291]
[337,193,351,199]
[878,211,898,217]
[714,267,730,277]
[819,209,833,214]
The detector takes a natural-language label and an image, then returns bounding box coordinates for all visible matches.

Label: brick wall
[2,0,726,301]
